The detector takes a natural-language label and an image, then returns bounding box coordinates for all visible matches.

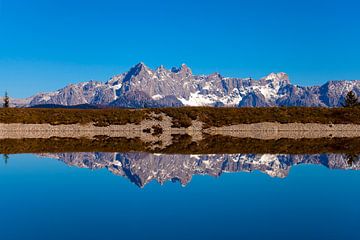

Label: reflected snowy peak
[39,153,360,188]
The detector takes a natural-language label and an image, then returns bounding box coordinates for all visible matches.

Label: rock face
[22,62,360,107]
[108,91,183,108]
[40,152,360,187]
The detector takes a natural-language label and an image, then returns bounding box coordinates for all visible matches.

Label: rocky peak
[156,65,166,72]
[171,63,192,76]
[208,72,222,79]
[133,62,152,74]
[155,65,172,76]
[180,63,192,73]
[23,62,360,108]
[122,62,154,82]
[263,72,290,86]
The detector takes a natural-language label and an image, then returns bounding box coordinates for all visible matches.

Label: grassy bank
[1,107,360,127]
[0,108,148,126]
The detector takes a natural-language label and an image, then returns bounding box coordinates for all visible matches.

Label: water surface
[0,153,359,240]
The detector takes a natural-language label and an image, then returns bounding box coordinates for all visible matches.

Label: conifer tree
[3,91,9,108]
[342,91,359,107]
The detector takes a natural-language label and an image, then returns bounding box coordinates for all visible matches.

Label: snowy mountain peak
[263,72,290,86]
[21,62,360,108]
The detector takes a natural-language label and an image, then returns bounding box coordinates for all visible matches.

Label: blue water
[0,154,359,240]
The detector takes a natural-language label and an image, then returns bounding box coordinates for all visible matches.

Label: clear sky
[0,0,359,98]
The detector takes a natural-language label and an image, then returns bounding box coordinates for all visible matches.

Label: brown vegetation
[0,108,148,126]
[151,124,163,136]
[1,135,360,154]
[158,107,360,128]
[1,107,360,128]
[0,136,147,154]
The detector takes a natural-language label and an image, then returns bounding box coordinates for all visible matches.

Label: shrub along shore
[1,107,360,128]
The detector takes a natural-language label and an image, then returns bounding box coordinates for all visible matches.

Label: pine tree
[3,91,9,108]
[342,91,359,107]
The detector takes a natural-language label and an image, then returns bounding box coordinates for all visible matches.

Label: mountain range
[40,152,360,187]
[10,62,360,108]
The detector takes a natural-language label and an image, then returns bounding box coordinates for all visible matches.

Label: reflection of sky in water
[0,153,359,240]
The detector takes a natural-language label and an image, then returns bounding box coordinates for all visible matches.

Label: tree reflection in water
[3,154,9,165]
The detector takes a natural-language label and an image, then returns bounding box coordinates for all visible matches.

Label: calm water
[0,153,359,240]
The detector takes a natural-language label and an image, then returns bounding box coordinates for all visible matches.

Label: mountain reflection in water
[37,152,360,188]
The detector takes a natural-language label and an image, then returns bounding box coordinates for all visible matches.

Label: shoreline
[205,122,360,139]
[1,121,360,140]
[1,136,360,154]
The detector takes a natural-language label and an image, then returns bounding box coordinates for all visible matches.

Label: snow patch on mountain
[178,91,217,106]
[151,94,164,100]
[109,83,122,100]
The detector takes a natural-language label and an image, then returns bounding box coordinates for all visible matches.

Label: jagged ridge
[17,62,360,108]
[40,152,360,188]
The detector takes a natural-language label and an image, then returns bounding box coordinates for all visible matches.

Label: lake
[0,152,359,240]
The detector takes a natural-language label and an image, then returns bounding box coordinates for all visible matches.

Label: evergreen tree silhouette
[342,91,359,107]
[3,91,9,108]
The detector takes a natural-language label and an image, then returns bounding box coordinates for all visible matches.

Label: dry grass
[163,135,360,154]
[1,107,360,127]
[0,108,148,126]
[159,107,360,128]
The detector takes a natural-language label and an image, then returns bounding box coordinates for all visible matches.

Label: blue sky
[0,0,359,98]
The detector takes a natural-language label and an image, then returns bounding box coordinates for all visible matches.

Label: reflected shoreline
[3,133,360,188]
[1,135,360,154]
